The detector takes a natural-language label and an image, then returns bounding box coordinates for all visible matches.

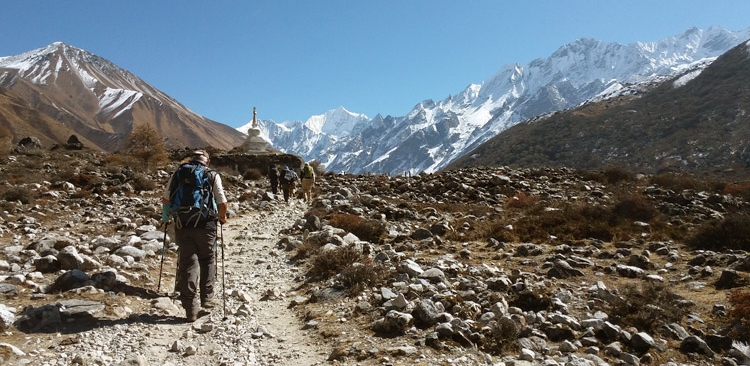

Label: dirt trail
[20,201,331,366]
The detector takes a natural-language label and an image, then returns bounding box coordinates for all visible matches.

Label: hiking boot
[185,306,199,322]
[201,297,221,309]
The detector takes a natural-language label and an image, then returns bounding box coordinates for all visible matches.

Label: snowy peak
[0,42,189,116]
[304,106,369,136]
[0,42,246,151]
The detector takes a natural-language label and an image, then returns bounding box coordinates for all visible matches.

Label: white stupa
[242,107,267,153]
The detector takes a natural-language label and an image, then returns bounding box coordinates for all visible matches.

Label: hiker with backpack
[278,165,299,203]
[161,150,228,322]
[268,165,279,196]
[300,162,315,202]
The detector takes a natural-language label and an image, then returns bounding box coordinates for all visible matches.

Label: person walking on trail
[268,165,279,196]
[162,150,228,322]
[278,165,299,203]
[300,162,315,202]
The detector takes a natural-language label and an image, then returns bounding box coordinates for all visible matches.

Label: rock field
[0,152,749,366]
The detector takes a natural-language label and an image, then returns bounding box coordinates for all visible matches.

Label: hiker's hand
[219,216,227,224]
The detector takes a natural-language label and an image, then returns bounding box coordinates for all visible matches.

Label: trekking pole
[157,222,169,294]
[220,223,227,320]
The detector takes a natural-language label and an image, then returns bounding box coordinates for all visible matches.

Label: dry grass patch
[328,213,385,243]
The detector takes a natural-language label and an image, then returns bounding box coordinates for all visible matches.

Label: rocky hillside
[0,149,749,365]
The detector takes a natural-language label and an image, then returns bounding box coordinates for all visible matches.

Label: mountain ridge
[0,42,246,151]
[249,25,750,175]
[447,39,750,175]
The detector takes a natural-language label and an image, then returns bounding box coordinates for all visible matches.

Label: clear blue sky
[2,1,749,128]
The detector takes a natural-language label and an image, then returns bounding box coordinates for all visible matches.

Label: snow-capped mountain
[245,26,750,175]
[0,42,245,151]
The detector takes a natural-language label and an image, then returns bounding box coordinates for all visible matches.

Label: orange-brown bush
[506,192,539,209]
[723,182,750,201]
[728,288,750,340]
[127,124,168,171]
[512,203,614,242]
[686,214,750,251]
[328,213,385,243]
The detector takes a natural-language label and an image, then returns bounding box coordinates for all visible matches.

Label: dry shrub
[68,173,103,189]
[506,192,539,209]
[445,218,517,243]
[0,186,35,204]
[339,260,393,296]
[724,182,750,200]
[328,213,385,243]
[651,172,725,193]
[307,245,361,280]
[102,153,129,167]
[606,282,687,333]
[481,316,521,355]
[130,172,156,191]
[71,189,92,199]
[611,193,657,224]
[728,288,750,340]
[509,290,552,312]
[686,214,750,251]
[513,203,613,242]
[603,166,635,185]
[242,168,263,181]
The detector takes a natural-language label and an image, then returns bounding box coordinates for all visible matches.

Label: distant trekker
[300,162,316,202]
[278,165,299,203]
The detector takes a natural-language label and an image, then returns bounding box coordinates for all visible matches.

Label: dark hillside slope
[448,40,750,176]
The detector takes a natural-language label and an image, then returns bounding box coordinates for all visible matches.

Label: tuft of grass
[481,316,521,355]
[307,245,362,281]
[339,260,393,296]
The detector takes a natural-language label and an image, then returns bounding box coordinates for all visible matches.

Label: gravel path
[46,201,329,366]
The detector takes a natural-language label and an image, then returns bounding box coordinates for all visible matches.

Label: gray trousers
[175,226,216,309]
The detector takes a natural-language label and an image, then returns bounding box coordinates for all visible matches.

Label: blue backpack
[168,162,218,228]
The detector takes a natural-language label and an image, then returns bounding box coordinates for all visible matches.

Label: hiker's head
[191,150,210,165]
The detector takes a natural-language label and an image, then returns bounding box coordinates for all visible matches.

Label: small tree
[127,124,168,171]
